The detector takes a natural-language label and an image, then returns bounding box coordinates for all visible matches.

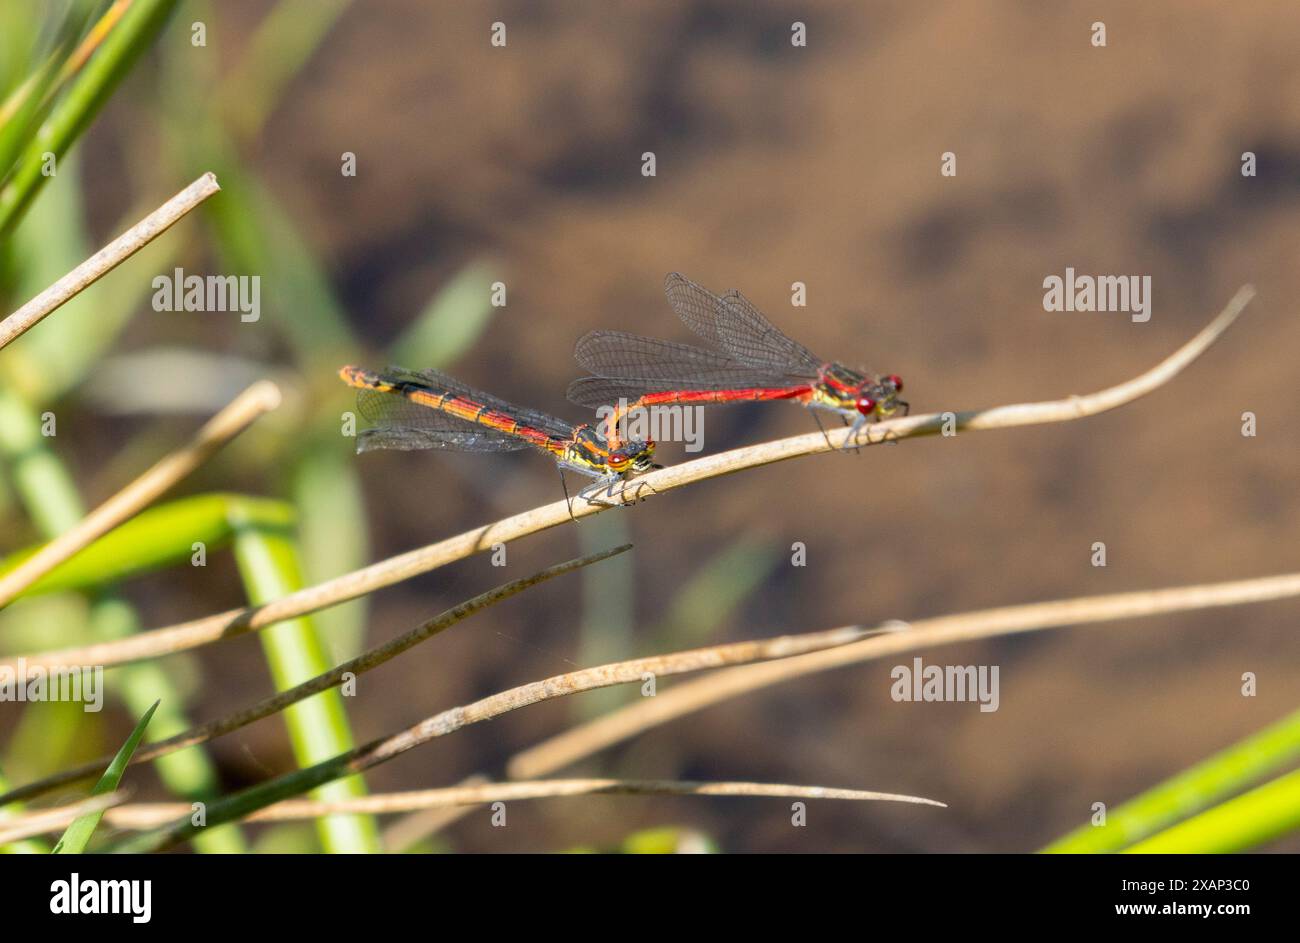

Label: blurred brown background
[23,1,1300,851]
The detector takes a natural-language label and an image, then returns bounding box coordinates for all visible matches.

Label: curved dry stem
[0,172,220,350]
[0,791,124,845]
[355,627,868,762]
[115,625,871,851]
[5,285,1254,672]
[508,570,1300,779]
[381,773,489,851]
[388,567,1300,846]
[14,779,943,836]
[0,545,632,807]
[0,380,281,607]
[117,564,1296,852]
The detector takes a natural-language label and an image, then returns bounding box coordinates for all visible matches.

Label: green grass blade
[111,547,630,853]
[0,385,84,534]
[0,388,246,853]
[154,1,354,365]
[219,0,352,142]
[52,699,159,854]
[621,826,719,854]
[291,445,369,660]
[0,0,180,239]
[87,599,247,854]
[0,3,45,95]
[0,41,72,187]
[232,519,381,853]
[1042,705,1300,853]
[388,262,499,369]
[655,538,781,649]
[576,514,633,718]
[0,0,106,178]
[1123,767,1300,854]
[0,493,295,597]
[115,745,359,853]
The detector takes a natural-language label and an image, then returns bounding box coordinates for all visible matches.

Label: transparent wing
[573,331,798,388]
[663,273,822,376]
[567,376,672,409]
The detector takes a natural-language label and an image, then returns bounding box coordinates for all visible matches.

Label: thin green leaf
[655,538,781,648]
[621,826,718,855]
[232,520,381,854]
[291,444,369,660]
[388,262,499,369]
[1123,767,1300,854]
[0,387,246,853]
[0,385,85,534]
[87,599,248,854]
[52,699,158,854]
[1042,705,1300,853]
[0,0,96,184]
[576,514,633,718]
[0,493,295,597]
[219,0,352,142]
[0,0,181,238]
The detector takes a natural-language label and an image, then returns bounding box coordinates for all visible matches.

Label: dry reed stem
[116,626,874,850]
[0,545,631,805]
[0,791,123,845]
[0,172,220,350]
[121,565,1296,850]
[9,779,943,836]
[354,626,868,765]
[4,285,1254,671]
[0,380,281,607]
[380,773,489,851]
[508,570,1300,779]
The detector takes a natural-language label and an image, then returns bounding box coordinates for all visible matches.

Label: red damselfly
[567,273,907,449]
[340,365,659,511]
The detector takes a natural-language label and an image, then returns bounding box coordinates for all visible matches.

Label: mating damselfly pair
[340,273,908,512]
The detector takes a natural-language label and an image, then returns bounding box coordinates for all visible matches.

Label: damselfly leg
[842,412,869,451]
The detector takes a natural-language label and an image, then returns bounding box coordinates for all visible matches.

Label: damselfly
[567,273,907,448]
[340,365,659,510]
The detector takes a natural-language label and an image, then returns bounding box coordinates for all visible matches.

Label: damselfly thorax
[811,362,907,421]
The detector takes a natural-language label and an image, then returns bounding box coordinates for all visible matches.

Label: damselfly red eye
[856,396,876,416]
[885,374,903,392]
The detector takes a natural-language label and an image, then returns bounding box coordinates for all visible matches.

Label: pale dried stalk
[0,791,123,845]
[117,626,873,850]
[0,172,221,350]
[4,285,1254,671]
[508,570,1300,779]
[12,779,943,835]
[121,565,1298,852]
[0,380,281,607]
[357,626,869,765]
[381,773,489,851]
[0,545,632,806]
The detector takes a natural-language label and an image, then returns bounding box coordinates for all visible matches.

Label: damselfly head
[608,439,658,475]
[855,374,905,419]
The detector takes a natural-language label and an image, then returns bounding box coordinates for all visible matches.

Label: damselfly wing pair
[340,274,906,509]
